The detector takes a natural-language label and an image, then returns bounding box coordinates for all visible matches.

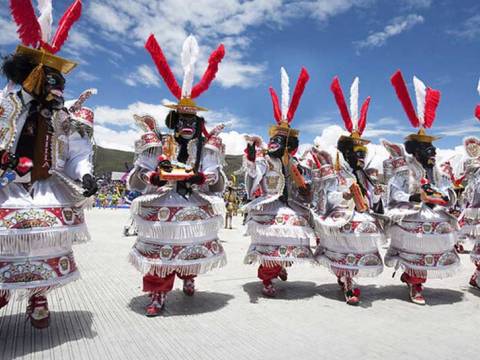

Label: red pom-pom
[352,288,361,297]
[475,104,480,121]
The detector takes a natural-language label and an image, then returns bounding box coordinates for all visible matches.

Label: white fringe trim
[395,260,461,280]
[135,215,222,240]
[316,255,384,278]
[0,225,90,254]
[128,248,227,277]
[461,224,480,238]
[389,226,457,253]
[130,193,165,216]
[246,221,316,241]
[318,233,384,254]
[243,251,316,267]
[0,270,80,291]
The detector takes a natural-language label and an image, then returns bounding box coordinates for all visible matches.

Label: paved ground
[0,208,478,360]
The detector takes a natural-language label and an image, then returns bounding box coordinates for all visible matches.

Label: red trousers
[143,273,196,293]
[257,265,283,286]
[401,272,426,285]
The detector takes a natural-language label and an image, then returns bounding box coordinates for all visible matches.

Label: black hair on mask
[1,53,36,85]
[404,140,419,155]
[165,110,178,129]
[337,137,354,156]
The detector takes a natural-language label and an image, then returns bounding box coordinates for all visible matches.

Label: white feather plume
[349,77,359,129]
[37,0,53,43]
[181,35,199,98]
[280,67,289,119]
[413,76,427,126]
[477,77,480,96]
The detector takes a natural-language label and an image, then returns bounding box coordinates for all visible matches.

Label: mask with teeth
[405,140,437,169]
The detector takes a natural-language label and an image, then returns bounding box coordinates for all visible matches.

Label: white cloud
[309,125,468,174]
[94,125,140,152]
[84,0,378,89]
[74,70,100,82]
[447,14,480,40]
[123,65,161,88]
[219,131,247,155]
[93,99,246,154]
[355,14,424,50]
[0,17,17,46]
[400,0,432,9]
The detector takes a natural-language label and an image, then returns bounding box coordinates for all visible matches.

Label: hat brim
[16,45,77,74]
[164,103,208,113]
[338,134,370,145]
[268,125,299,138]
[405,133,441,143]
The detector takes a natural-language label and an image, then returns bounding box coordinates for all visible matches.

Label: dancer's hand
[82,174,98,197]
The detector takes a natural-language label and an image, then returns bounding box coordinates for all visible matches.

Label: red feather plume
[286,67,310,123]
[145,34,182,100]
[269,87,282,124]
[191,44,225,99]
[476,105,480,121]
[390,70,420,128]
[330,76,352,132]
[48,0,82,54]
[9,0,41,47]
[357,96,371,135]
[423,88,441,128]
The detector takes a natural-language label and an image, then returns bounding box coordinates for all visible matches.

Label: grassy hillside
[94,146,243,178]
[94,146,134,175]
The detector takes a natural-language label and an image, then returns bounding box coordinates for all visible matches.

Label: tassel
[335,151,341,172]
[22,63,45,96]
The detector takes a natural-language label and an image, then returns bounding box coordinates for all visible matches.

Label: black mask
[39,67,65,111]
[414,143,436,169]
[345,149,367,170]
[175,113,199,140]
[268,135,288,159]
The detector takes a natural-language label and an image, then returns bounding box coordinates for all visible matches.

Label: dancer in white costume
[462,82,480,288]
[0,0,97,328]
[310,76,385,305]
[127,34,227,316]
[243,67,316,297]
[383,70,460,305]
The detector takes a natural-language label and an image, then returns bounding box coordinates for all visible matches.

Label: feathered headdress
[390,70,441,143]
[10,0,81,73]
[330,76,371,146]
[9,0,82,95]
[475,78,480,121]
[268,67,310,138]
[145,34,225,114]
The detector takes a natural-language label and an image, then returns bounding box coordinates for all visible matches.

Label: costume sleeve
[244,156,267,199]
[388,172,411,204]
[200,148,225,193]
[128,148,162,193]
[64,134,93,180]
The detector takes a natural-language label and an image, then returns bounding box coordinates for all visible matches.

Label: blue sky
[1,0,479,155]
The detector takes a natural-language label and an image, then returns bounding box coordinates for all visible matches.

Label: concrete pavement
[0,208,477,359]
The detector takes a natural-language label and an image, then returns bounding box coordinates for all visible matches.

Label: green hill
[94,146,243,179]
